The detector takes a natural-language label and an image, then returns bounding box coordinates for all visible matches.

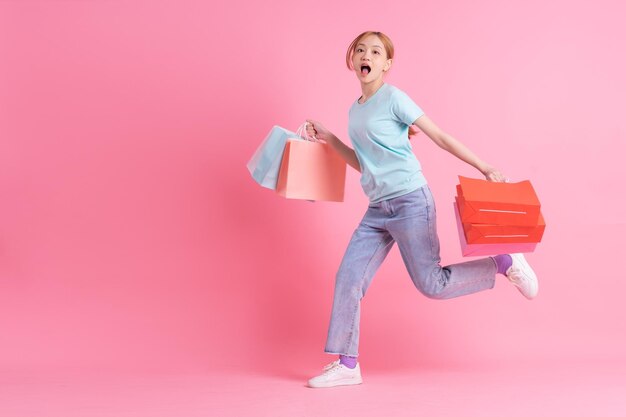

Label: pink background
[1,0,625,383]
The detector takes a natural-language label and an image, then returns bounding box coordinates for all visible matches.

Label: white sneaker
[506,253,539,299]
[307,361,363,388]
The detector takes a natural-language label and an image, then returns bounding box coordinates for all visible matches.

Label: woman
[305,31,538,388]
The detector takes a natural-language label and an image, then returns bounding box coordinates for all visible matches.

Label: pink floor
[2,362,624,416]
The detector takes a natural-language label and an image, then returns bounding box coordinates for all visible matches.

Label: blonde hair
[345,31,395,70]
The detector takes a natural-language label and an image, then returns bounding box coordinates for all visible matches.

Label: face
[351,34,392,83]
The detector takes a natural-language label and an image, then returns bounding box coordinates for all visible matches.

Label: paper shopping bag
[461,214,546,244]
[457,197,546,244]
[247,125,299,190]
[275,139,346,202]
[456,176,541,226]
[454,203,538,256]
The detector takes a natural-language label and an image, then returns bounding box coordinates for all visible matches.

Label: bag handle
[295,122,319,142]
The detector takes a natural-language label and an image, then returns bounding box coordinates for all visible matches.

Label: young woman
[305,31,538,388]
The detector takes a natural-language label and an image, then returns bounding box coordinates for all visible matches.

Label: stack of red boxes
[454,176,546,256]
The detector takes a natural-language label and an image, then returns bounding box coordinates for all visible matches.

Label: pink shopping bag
[275,139,346,202]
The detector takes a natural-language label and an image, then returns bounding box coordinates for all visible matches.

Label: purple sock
[492,254,513,275]
[339,355,358,369]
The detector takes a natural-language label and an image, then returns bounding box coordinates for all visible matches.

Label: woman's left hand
[483,166,508,182]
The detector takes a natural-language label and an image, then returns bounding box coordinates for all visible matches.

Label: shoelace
[507,268,524,285]
[323,360,340,371]
[323,364,343,375]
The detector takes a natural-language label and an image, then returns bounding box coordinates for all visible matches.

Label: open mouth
[360,65,371,75]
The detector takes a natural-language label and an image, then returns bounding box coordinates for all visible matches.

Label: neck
[359,79,384,102]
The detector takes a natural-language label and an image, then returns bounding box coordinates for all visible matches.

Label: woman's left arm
[413,115,506,182]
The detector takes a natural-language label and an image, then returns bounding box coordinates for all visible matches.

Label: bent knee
[416,280,449,300]
[420,287,447,300]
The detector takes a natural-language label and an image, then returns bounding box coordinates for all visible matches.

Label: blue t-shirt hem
[368,177,428,203]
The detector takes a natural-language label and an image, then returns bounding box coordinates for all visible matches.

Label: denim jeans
[325,185,497,357]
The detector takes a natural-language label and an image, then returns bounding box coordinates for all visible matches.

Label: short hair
[345,31,395,70]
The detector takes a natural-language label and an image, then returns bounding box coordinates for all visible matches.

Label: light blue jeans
[325,185,497,357]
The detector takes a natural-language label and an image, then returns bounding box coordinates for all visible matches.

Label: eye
[356,48,364,53]
[374,50,380,54]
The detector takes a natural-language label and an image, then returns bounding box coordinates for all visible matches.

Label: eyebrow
[356,43,383,49]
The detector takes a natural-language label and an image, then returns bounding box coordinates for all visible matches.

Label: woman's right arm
[306,120,361,172]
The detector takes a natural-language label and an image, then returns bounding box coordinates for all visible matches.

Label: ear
[384,59,392,72]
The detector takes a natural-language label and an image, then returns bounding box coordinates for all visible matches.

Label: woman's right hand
[306,119,335,144]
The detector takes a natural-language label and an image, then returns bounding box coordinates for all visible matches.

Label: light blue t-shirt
[348,83,426,203]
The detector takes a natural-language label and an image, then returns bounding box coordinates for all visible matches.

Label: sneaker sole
[510,253,538,299]
[307,377,363,388]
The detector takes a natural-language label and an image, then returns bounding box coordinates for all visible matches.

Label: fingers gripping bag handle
[295,122,319,142]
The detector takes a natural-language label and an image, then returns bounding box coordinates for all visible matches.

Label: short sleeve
[390,89,424,125]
